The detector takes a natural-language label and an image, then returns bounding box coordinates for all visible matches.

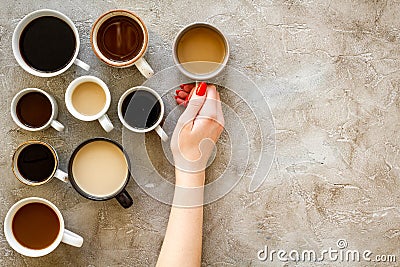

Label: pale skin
[156,84,224,267]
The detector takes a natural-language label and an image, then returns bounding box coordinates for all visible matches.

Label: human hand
[171,82,224,173]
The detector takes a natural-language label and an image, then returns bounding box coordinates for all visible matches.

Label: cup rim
[12,140,59,186]
[65,75,111,121]
[172,22,230,80]
[4,197,65,257]
[12,9,80,78]
[90,9,149,68]
[10,88,57,131]
[68,137,132,201]
[117,86,165,133]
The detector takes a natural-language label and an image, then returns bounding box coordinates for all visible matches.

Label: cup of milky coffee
[12,140,68,185]
[65,76,114,132]
[4,197,83,257]
[91,9,154,78]
[68,138,133,208]
[11,88,65,132]
[173,22,229,80]
[12,9,90,77]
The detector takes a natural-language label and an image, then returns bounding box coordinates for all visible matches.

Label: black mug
[68,138,133,208]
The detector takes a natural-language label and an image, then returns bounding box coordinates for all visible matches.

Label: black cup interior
[19,16,76,72]
[68,138,133,208]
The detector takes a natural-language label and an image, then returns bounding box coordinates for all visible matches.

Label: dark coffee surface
[122,91,161,129]
[19,16,76,72]
[17,143,56,182]
[97,15,144,62]
[12,202,60,250]
[16,92,52,128]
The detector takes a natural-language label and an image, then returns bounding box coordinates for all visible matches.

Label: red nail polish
[175,89,181,95]
[196,82,207,96]
[180,84,185,89]
[174,95,179,99]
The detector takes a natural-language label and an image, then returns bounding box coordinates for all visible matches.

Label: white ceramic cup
[90,9,154,78]
[12,9,90,77]
[11,88,65,132]
[118,86,168,141]
[4,197,83,257]
[12,140,68,185]
[172,22,230,80]
[65,76,114,132]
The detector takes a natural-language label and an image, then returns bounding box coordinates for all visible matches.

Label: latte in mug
[68,138,133,208]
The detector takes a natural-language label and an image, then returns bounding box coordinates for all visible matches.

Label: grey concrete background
[1,0,400,266]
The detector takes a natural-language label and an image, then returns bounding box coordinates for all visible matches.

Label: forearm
[156,169,205,267]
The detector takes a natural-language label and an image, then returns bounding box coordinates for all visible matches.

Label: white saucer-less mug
[118,86,168,141]
[65,76,114,132]
[4,197,83,257]
[12,9,90,77]
[11,88,65,132]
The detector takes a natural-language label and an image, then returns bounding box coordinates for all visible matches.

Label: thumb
[177,82,207,129]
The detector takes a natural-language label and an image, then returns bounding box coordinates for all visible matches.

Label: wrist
[175,168,205,187]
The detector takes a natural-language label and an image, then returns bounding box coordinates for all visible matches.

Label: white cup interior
[12,141,59,186]
[91,10,148,68]
[12,9,80,77]
[11,88,57,131]
[65,76,111,121]
[4,197,65,257]
[117,86,164,133]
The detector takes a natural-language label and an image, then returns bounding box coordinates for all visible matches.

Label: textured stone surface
[1,0,400,266]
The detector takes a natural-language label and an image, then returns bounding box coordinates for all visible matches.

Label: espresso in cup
[173,23,230,80]
[12,141,68,185]
[11,88,65,132]
[91,9,154,78]
[4,197,83,257]
[12,9,90,77]
[118,86,168,141]
[69,138,133,208]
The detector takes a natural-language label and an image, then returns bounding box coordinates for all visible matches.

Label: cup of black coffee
[117,86,168,141]
[90,9,154,78]
[4,197,83,257]
[12,9,90,77]
[68,138,133,208]
[11,88,65,132]
[12,140,68,185]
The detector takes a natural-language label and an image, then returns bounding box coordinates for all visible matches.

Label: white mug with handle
[65,76,114,132]
[118,86,168,141]
[11,88,65,132]
[4,197,83,257]
[12,9,90,77]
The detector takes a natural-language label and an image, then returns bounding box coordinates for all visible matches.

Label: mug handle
[51,120,65,132]
[115,189,133,208]
[74,58,90,71]
[54,169,68,183]
[98,114,114,132]
[62,229,83,247]
[135,57,154,78]
[155,125,168,142]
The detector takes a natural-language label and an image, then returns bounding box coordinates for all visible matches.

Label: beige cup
[90,9,154,78]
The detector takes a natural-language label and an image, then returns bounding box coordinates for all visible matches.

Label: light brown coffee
[72,140,128,197]
[72,82,106,116]
[177,26,226,74]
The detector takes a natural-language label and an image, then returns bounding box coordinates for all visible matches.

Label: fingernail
[180,84,185,89]
[175,89,181,95]
[196,82,207,96]
[174,95,179,99]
